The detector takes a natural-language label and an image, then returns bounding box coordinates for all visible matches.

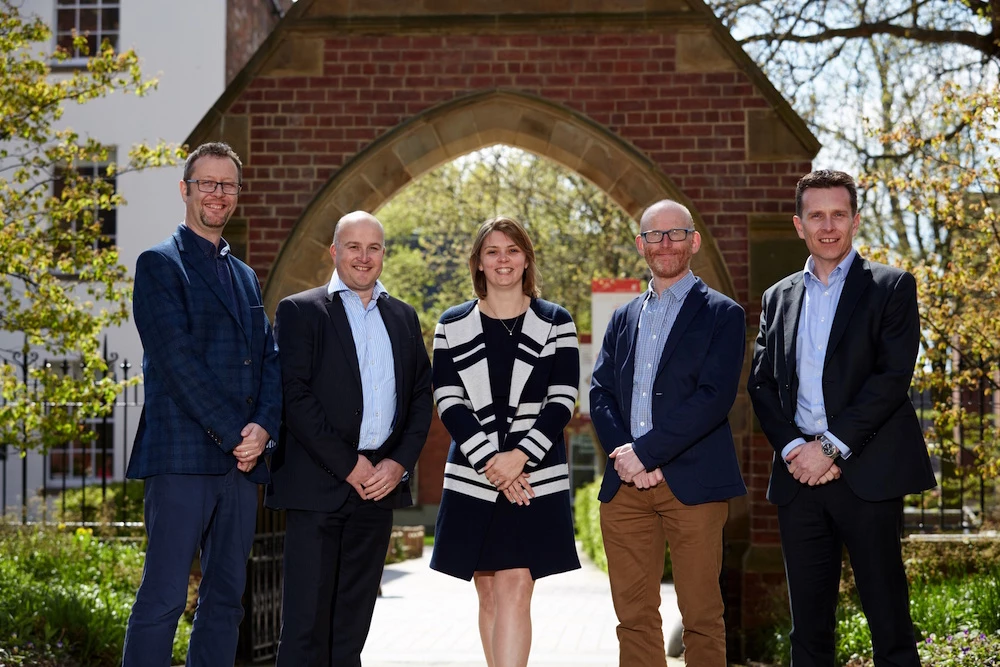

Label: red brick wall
[228,28,812,551]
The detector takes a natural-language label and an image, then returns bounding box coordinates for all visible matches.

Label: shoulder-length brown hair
[468,216,541,299]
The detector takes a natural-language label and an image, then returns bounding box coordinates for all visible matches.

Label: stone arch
[264,90,735,312]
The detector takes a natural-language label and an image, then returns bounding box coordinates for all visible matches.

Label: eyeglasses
[640,228,695,243]
[185,179,242,196]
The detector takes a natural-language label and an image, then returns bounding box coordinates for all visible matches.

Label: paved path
[360,545,685,666]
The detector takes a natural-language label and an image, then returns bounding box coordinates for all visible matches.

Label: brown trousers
[600,481,729,667]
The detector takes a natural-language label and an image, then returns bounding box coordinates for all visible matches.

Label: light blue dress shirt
[630,271,699,439]
[781,250,855,462]
[327,271,397,451]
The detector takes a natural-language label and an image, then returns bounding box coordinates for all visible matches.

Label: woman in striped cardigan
[430,216,581,667]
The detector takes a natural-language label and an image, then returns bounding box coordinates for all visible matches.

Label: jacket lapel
[825,255,871,365]
[782,275,805,389]
[175,229,244,331]
[377,295,405,407]
[655,281,708,377]
[325,292,363,389]
[230,264,252,341]
[619,295,645,417]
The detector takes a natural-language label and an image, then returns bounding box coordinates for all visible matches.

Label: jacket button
[246,396,254,405]
[244,359,252,366]
[355,409,361,415]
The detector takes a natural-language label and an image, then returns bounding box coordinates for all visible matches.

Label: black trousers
[275,493,394,667]
[777,479,919,667]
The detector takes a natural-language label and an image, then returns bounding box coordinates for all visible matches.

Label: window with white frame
[49,417,115,482]
[55,0,120,64]
[53,155,118,250]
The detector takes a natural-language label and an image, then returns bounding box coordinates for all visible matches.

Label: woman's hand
[484,451,535,505]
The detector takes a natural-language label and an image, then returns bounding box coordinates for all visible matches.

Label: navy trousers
[122,468,258,667]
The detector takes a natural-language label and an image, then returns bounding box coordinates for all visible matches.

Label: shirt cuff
[781,438,806,464]
[823,430,851,459]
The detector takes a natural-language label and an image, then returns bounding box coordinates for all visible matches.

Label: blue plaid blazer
[127,224,281,483]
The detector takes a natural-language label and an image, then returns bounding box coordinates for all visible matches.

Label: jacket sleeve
[132,249,244,452]
[432,319,498,472]
[249,274,282,441]
[632,301,746,467]
[513,312,579,467]
[589,308,633,455]
[274,297,358,480]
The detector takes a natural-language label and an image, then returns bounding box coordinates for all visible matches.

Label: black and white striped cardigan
[433,298,579,502]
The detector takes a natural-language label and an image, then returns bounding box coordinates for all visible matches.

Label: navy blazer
[127,225,282,484]
[266,286,432,513]
[590,279,748,505]
[748,255,936,505]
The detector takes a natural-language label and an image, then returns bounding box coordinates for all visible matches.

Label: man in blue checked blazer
[590,199,747,667]
[122,142,281,667]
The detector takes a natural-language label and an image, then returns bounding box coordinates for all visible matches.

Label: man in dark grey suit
[748,170,936,666]
[268,211,432,667]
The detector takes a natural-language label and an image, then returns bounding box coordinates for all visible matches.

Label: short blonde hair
[468,216,540,299]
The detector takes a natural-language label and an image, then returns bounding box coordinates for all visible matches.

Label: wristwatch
[818,434,840,460]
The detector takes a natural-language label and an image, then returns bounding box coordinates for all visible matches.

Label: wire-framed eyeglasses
[185,179,242,196]
[640,228,695,243]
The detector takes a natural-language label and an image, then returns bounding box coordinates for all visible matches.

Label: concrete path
[360,545,685,667]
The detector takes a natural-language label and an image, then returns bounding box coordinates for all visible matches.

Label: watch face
[821,439,836,457]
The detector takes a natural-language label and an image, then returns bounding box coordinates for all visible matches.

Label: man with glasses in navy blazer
[122,142,282,667]
[591,199,747,667]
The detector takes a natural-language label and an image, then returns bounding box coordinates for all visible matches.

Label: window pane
[79,8,98,32]
[56,33,77,54]
[57,10,77,32]
[57,0,78,6]
[102,8,119,31]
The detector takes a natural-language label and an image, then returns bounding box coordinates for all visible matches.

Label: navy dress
[431,308,580,580]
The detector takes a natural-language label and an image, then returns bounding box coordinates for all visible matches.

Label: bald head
[639,200,693,233]
[333,210,384,246]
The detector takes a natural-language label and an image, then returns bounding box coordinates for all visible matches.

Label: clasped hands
[233,422,269,472]
[609,443,664,490]
[346,455,406,502]
[786,440,842,486]
[484,450,535,506]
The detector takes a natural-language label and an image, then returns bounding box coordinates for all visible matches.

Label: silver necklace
[484,299,525,336]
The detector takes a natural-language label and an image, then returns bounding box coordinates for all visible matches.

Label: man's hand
[363,459,406,502]
[633,467,665,490]
[786,441,838,486]
[346,454,377,499]
[235,422,269,473]
[610,443,645,483]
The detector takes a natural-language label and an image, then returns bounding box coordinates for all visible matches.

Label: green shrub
[44,479,145,525]
[0,524,191,665]
[573,480,671,580]
[918,630,1000,665]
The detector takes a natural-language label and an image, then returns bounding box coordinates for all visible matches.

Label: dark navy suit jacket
[127,224,282,484]
[266,286,432,512]
[590,279,748,505]
[748,256,936,505]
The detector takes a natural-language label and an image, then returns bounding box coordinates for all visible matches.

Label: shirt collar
[803,248,856,286]
[648,270,698,302]
[327,270,388,301]
[181,223,230,259]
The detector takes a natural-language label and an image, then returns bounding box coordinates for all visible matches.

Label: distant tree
[377,146,647,343]
[0,1,181,453]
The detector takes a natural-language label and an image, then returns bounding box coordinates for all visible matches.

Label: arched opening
[263,90,736,312]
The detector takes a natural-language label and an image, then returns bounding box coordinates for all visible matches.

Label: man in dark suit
[122,142,282,667]
[268,211,432,667]
[590,200,747,667]
[748,170,936,666]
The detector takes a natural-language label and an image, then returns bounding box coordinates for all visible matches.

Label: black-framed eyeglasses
[185,179,242,196]
[640,228,695,243]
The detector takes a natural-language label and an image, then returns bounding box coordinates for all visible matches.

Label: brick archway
[263,89,733,312]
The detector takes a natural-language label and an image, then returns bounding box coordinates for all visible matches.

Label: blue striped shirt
[630,271,699,439]
[781,250,855,461]
[327,271,396,451]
